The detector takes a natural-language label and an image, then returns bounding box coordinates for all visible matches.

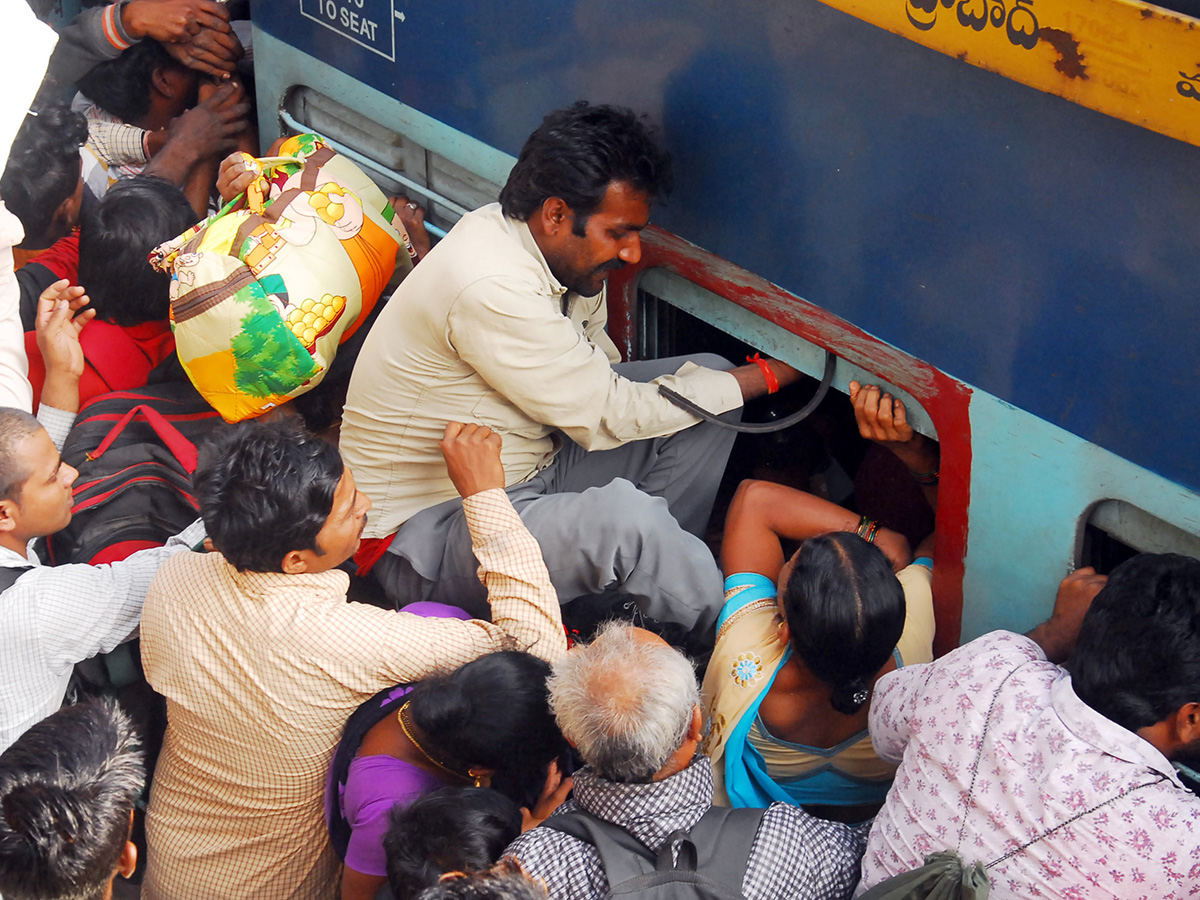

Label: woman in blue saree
[701,384,938,823]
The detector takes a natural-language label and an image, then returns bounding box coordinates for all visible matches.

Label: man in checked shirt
[505,622,866,900]
[139,417,567,900]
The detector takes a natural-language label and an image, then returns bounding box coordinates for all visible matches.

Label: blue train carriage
[249,0,1200,654]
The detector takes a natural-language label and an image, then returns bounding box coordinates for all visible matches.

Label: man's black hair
[78,176,196,326]
[384,787,522,900]
[193,417,345,573]
[0,105,87,248]
[77,39,178,124]
[1067,552,1200,733]
[498,101,673,230]
[416,859,547,900]
[0,698,144,900]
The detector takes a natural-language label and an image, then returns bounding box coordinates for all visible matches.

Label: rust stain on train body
[1038,27,1088,79]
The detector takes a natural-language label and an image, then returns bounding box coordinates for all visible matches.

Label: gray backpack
[540,805,766,900]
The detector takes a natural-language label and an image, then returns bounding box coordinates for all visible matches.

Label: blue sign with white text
[298,0,395,60]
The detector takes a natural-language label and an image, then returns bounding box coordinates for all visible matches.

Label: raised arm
[440,422,566,663]
[721,479,911,581]
[1026,566,1107,664]
[849,381,940,510]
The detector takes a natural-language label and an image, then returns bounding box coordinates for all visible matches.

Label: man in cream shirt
[342,101,797,641]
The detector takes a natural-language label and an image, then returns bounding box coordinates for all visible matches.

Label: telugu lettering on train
[905,0,1040,50]
[300,0,397,61]
[1180,72,1200,103]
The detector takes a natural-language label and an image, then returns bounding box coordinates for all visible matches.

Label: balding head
[547,622,699,783]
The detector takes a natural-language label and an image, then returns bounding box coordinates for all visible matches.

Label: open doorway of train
[633,289,934,569]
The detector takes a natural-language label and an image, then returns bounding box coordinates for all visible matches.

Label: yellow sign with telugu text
[815,0,1200,148]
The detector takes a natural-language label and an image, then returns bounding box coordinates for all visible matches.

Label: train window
[632,279,938,549]
[280,86,503,235]
[633,268,937,441]
[1078,499,1200,574]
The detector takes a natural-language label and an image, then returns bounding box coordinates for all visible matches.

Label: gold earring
[469,770,485,788]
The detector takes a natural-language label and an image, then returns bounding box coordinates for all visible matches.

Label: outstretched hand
[124,0,244,78]
[216,151,260,204]
[36,280,94,382]
[521,760,574,832]
[1027,566,1108,663]
[440,422,505,498]
[849,381,914,446]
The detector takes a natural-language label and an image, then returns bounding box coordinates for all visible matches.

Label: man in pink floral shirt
[859,555,1200,899]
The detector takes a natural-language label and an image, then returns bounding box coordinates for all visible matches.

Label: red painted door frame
[607,227,971,656]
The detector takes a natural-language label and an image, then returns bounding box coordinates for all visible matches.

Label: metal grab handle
[658,350,837,433]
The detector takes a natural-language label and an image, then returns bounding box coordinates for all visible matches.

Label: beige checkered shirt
[140,489,565,900]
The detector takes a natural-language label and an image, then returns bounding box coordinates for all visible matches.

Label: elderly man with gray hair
[505,622,867,900]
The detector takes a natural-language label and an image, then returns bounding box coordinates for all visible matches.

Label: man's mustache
[597,259,627,274]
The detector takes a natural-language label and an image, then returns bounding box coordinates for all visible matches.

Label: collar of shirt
[501,210,568,299]
[1052,672,1184,788]
[571,755,714,852]
[0,540,39,569]
[223,559,350,598]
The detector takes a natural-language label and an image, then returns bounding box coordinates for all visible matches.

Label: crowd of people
[0,3,1198,900]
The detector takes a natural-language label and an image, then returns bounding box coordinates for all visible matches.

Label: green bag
[856,851,989,900]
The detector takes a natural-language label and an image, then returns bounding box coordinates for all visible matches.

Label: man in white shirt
[341,102,798,641]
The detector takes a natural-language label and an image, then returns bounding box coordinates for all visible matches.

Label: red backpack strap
[89,404,199,473]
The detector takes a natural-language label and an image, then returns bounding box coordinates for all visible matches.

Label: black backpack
[540,805,766,900]
[42,382,225,566]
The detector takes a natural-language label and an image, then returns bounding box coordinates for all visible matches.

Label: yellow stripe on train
[817,0,1200,148]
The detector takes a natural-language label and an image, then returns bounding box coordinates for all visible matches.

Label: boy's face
[2,428,77,541]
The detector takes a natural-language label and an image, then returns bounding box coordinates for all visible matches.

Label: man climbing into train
[340,101,799,646]
[856,554,1200,899]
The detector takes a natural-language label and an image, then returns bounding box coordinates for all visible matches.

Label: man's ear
[539,197,570,236]
[688,704,703,742]
[1174,702,1200,744]
[280,549,309,575]
[117,809,137,879]
[117,839,137,879]
[0,498,19,534]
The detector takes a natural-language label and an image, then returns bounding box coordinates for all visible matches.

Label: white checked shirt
[0,403,206,751]
[506,757,867,900]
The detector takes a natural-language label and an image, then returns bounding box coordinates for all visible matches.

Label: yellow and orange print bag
[150,134,414,422]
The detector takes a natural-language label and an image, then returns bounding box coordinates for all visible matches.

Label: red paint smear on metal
[609,227,972,655]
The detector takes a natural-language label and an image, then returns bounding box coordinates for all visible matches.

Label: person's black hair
[783,532,906,715]
[193,417,345,573]
[1066,552,1200,732]
[384,787,522,900]
[498,102,673,230]
[0,698,144,900]
[409,651,566,808]
[416,859,547,900]
[77,39,178,124]
[77,176,197,326]
[0,409,44,503]
[0,105,87,248]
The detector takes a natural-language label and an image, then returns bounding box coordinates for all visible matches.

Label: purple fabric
[343,755,451,875]
[325,601,472,876]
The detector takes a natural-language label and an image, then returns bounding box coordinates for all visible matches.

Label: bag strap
[952,663,1167,870]
[542,805,765,893]
[88,405,199,473]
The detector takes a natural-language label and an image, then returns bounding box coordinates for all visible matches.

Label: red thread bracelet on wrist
[747,353,779,394]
